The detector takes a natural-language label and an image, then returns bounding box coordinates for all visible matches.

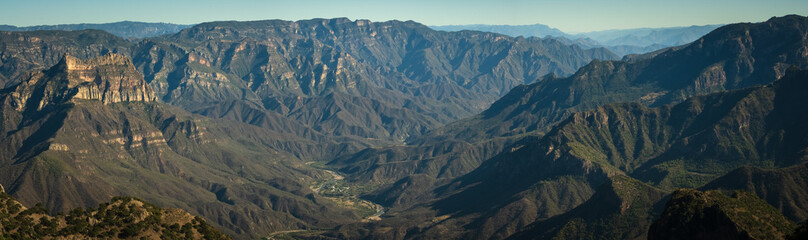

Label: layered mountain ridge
[323,17,808,221]
[0,18,617,160]
[144,18,616,143]
[321,56,808,240]
[313,16,808,240]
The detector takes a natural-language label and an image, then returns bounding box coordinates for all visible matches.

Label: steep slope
[507,175,667,240]
[648,189,796,240]
[428,15,808,143]
[0,54,368,238]
[453,67,808,237]
[0,193,230,239]
[323,67,808,240]
[330,15,808,193]
[1,18,616,157]
[134,18,616,145]
[701,163,808,222]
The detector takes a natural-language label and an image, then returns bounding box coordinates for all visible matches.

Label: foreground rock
[0,193,230,239]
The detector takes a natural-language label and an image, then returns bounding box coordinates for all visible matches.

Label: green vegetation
[314,178,380,198]
[702,164,808,222]
[309,169,383,219]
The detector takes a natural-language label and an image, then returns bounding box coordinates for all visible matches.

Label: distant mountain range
[432,23,723,56]
[0,20,720,56]
[0,20,720,57]
[0,21,192,39]
[577,24,724,46]
[430,24,567,39]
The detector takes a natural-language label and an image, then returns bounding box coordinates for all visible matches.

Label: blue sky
[1,0,806,32]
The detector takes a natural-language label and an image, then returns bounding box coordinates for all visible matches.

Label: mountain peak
[10,53,156,111]
[768,14,808,23]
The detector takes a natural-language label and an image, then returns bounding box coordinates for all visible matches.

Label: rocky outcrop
[0,195,231,239]
[9,53,156,111]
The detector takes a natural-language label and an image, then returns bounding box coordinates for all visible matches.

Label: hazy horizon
[1,0,806,32]
[0,18,731,34]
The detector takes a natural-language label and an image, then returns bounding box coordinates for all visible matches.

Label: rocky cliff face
[9,53,156,111]
[130,18,618,147]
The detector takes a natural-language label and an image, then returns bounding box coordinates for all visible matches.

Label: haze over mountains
[1,13,807,240]
[0,21,192,39]
[0,20,722,57]
[432,23,723,56]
